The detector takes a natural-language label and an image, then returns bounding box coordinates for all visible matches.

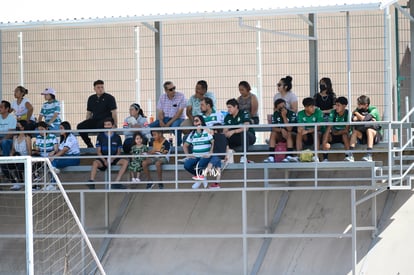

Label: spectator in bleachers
[11,86,35,124]
[122,103,150,154]
[200,97,223,127]
[238,81,259,124]
[87,117,128,189]
[321,97,351,162]
[7,120,32,191]
[77,80,118,148]
[50,121,80,171]
[290,97,324,162]
[264,98,297,163]
[32,121,58,157]
[128,132,148,183]
[223,98,256,163]
[314,77,336,121]
[38,88,61,131]
[0,100,17,156]
[141,129,170,189]
[348,95,381,162]
[183,115,213,188]
[184,80,216,123]
[273,76,298,113]
[150,81,187,146]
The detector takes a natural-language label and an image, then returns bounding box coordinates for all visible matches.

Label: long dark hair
[130,103,146,118]
[320,77,334,95]
[59,121,72,143]
[189,115,207,139]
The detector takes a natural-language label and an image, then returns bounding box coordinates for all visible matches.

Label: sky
[0,0,395,23]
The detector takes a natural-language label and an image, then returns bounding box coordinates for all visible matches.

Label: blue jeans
[184,157,211,176]
[52,154,80,168]
[1,139,13,156]
[150,117,184,145]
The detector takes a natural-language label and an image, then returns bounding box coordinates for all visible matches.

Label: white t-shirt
[273,91,298,112]
[11,98,35,121]
[0,113,17,138]
[59,133,80,155]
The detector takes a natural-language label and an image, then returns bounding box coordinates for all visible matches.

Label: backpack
[274,142,287,162]
[299,149,314,162]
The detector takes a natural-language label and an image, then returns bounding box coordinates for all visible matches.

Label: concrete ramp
[100,188,390,274]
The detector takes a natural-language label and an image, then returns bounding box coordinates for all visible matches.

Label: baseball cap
[41,88,56,96]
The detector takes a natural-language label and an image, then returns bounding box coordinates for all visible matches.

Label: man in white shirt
[0,100,17,156]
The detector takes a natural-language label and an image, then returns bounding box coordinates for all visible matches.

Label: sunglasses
[167,86,176,92]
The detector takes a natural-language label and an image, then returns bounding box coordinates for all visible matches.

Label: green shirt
[272,110,297,125]
[328,109,349,131]
[297,108,324,130]
[224,110,255,135]
[353,105,381,121]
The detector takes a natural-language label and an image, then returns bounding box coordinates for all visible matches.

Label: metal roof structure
[0,0,398,29]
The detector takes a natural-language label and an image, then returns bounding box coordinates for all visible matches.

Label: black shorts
[330,134,344,144]
[358,131,381,145]
[97,158,121,171]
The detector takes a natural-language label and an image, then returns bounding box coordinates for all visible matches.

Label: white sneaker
[362,155,373,162]
[288,156,299,162]
[10,184,21,191]
[52,167,60,174]
[135,178,140,182]
[322,159,329,162]
[192,182,202,189]
[263,156,274,163]
[240,156,246,163]
[203,180,208,188]
[312,156,320,162]
[43,184,57,191]
[344,156,354,162]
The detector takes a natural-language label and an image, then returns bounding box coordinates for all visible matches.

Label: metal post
[351,188,357,275]
[134,26,141,104]
[0,30,3,99]
[154,22,163,120]
[410,0,414,117]
[383,6,393,142]
[346,12,353,121]
[242,188,248,275]
[256,21,264,127]
[308,14,318,96]
[25,157,34,275]
[18,32,24,86]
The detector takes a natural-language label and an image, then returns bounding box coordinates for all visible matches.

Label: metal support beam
[154,22,163,119]
[308,14,318,96]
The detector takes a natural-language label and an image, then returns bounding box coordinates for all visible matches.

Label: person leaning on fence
[0,100,17,157]
[49,121,80,172]
[141,129,170,189]
[77,80,118,148]
[149,81,187,146]
[264,98,297,163]
[238,81,259,125]
[348,95,381,162]
[290,97,324,162]
[122,103,150,154]
[223,98,256,163]
[321,96,351,162]
[38,88,61,131]
[183,115,214,189]
[87,117,128,190]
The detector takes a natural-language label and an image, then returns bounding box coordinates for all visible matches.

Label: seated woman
[7,120,32,191]
[49,121,80,172]
[122,103,150,154]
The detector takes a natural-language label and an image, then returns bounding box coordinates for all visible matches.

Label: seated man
[223,98,256,163]
[149,81,187,146]
[321,97,351,162]
[87,117,128,189]
[291,97,324,162]
[348,95,381,162]
[265,98,297,163]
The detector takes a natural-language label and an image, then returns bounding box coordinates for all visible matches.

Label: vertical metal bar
[80,192,86,274]
[346,12,352,120]
[308,14,318,96]
[351,188,357,275]
[383,7,393,141]
[372,191,377,238]
[0,30,3,99]
[256,21,264,127]
[264,190,268,234]
[105,193,109,232]
[18,32,24,86]
[25,157,34,275]
[154,21,163,119]
[242,188,248,275]
[135,26,141,104]
[410,0,414,117]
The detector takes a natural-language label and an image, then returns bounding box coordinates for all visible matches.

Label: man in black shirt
[77,80,118,147]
